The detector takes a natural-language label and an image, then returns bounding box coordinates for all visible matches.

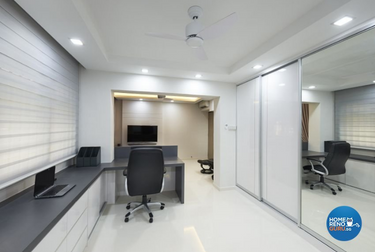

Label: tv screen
[127,125,158,143]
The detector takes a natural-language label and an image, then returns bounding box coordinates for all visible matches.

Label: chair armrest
[306,158,328,176]
[311,164,329,176]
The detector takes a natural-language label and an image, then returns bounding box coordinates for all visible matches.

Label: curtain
[302,104,309,142]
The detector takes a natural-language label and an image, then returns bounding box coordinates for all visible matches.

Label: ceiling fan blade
[193,47,208,60]
[198,12,237,40]
[146,32,186,41]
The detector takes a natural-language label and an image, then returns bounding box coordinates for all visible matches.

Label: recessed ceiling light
[142,69,148,73]
[279,83,285,87]
[278,68,286,72]
[308,86,316,89]
[70,38,83,46]
[253,65,262,69]
[171,100,174,103]
[373,80,375,83]
[195,74,202,78]
[333,16,353,26]
[139,98,143,101]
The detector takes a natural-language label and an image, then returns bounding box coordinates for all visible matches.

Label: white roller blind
[0,2,79,189]
[335,84,375,149]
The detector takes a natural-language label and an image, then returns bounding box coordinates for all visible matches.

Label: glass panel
[301,27,375,251]
[262,62,300,221]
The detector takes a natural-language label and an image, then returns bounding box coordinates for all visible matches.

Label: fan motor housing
[188,5,203,20]
[186,20,204,37]
[186,37,203,48]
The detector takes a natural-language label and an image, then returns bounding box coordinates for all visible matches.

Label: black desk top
[302,151,327,158]
[0,157,184,252]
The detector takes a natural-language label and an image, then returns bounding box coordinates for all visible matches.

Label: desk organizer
[77,146,101,167]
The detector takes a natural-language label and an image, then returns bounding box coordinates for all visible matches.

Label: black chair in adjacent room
[123,148,165,223]
[197,159,214,179]
[303,142,350,195]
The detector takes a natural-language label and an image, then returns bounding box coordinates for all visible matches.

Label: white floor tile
[301,178,375,252]
[85,160,333,252]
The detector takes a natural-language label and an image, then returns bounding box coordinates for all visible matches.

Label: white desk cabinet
[88,173,104,236]
[33,173,105,252]
[32,215,68,252]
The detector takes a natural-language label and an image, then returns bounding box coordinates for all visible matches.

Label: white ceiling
[14,0,375,84]
[302,26,375,91]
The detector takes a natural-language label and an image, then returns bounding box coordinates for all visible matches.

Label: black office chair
[123,148,165,223]
[303,142,350,195]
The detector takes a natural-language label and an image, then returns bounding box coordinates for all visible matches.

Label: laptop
[34,166,75,199]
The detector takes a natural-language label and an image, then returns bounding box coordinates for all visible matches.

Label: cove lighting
[166,95,200,102]
[70,39,83,46]
[113,92,201,103]
[253,65,262,69]
[142,69,148,73]
[114,92,158,99]
[334,16,353,26]
[308,86,316,89]
[195,74,202,78]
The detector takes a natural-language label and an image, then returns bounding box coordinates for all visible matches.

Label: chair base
[124,195,165,223]
[305,176,342,195]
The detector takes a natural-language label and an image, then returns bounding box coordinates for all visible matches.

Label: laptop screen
[34,167,55,197]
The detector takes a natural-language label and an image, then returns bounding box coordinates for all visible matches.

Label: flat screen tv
[127,125,158,143]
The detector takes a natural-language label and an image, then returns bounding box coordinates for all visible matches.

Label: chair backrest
[126,148,164,196]
[323,142,351,175]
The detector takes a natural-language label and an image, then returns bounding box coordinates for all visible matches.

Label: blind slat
[335,84,375,149]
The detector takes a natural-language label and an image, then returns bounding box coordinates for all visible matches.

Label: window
[335,84,375,149]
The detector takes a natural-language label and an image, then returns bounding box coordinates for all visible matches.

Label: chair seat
[197,159,213,166]
[303,165,326,173]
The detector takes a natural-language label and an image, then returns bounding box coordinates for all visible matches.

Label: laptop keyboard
[42,185,67,196]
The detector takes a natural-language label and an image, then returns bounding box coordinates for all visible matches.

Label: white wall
[121,100,208,159]
[302,90,334,151]
[79,69,237,189]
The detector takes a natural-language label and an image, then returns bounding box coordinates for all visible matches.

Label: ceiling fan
[146,5,237,60]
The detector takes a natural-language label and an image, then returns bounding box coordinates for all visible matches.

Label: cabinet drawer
[67,209,87,252]
[32,215,67,252]
[56,239,67,252]
[67,192,88,232]
[72,227,88,252]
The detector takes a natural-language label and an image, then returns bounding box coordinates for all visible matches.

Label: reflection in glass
[301,27,375,251]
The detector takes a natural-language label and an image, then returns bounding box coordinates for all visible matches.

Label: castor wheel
[310,185,314,190]
[338,187,342,191]
[305,180,309,185]
[160,206,164,210]
[125,217,129,222]
[126,205,130,210]
[149,218,153,223]
[332,191,337,195]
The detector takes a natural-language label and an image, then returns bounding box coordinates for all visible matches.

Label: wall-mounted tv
[127,125,158,143]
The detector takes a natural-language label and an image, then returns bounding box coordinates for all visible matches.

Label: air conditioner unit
[198,101,210,111]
